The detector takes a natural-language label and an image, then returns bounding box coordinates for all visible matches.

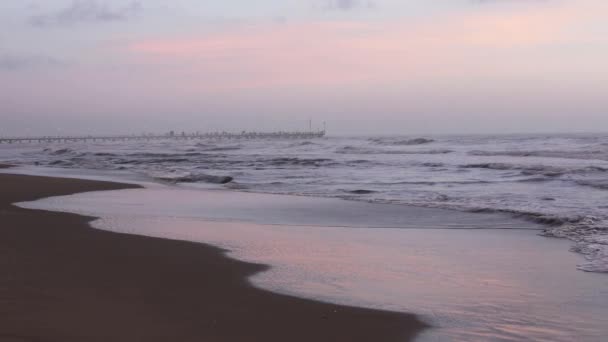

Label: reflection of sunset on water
[19,185,608,341]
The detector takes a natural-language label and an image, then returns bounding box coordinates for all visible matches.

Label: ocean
[2,133,607,273]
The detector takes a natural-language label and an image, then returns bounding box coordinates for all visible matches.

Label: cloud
[30,0,141,27]
[324,0,375,11]
[0,54,68,71]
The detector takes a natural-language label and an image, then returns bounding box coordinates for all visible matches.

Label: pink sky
[1,0,607,134]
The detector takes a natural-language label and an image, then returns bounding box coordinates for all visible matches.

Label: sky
[0,0,607,135]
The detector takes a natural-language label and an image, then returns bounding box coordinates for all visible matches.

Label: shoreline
[3,164,602,274]
[0,173,428,341]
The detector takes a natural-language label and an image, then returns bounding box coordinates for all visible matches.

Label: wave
[48,160,74,166]
[288,141,319,147]
[336,146,451,155]
[570,235,608,272]
[469,149,608,161]
[44,148,74,155]
[277,186,608,273]
[370,137,435,146]
[542,218,608,273]
[575,180,608,190]
[114,158,192,165]
[265,157,337,167]
[420,162,445,168]
[452,207,608,273]
[368,200,608,273]
[462,163,565,177]
[345,189,377,194]
[349,159,372,164]
[194,142,242,151]
[203,146,242,152]
[461,163,607,177]
[154,172,234,184]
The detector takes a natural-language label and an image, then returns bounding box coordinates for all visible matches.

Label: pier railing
[0,131,326,144]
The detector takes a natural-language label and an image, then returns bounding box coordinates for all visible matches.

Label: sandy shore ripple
[0,173,427,342]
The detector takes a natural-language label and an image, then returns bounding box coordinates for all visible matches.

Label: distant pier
[0,130,326,145]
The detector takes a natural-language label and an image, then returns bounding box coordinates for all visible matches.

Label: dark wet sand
[0,173,427,342]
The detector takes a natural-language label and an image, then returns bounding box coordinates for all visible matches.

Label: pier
[0,130,326,144]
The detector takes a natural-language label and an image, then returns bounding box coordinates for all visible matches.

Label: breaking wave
[265,157,336,167]
[336,146,451,155]
[288,141,319,147]
[469,149,608,161]
[575,179,608,190]
[345,189,377,194]
[461,163,607,177]
[44,148,74,155]
[370,137,435,146]
[451,207,608,273]
[153,172,234,184]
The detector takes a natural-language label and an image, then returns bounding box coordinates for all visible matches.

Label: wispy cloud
[0,54,68,71]
[30,0,141,27]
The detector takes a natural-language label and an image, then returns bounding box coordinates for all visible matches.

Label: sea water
[2,133,607,272]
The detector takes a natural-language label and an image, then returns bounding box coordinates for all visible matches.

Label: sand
[0,173,427,342]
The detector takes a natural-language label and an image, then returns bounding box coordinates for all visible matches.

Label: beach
[4,0,608,339]
[11,171,608,341]
[4,166,608,341]
[0,173,427,342]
